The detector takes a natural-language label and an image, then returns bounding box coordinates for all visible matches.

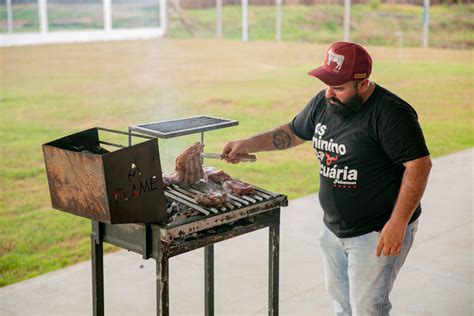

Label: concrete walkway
[1,149,472,315]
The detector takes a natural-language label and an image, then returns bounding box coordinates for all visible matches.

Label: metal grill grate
[161,180,287,241]
[164,180,278,216]
[129,116,238,139]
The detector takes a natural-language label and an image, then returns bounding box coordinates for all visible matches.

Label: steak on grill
[223,179,255,196]
[166,142,205,186]
[204,166,232,184]
[195,190,227,208]
[162,174,175,187]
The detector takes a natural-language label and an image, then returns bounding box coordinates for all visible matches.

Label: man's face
[324,81,363,118]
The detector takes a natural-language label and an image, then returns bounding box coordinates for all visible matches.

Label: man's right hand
[221,124,305,164]
[222,140,249,164]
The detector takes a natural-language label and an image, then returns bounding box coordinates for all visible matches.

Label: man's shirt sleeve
[377,99,430,164]
[289,92,323,141]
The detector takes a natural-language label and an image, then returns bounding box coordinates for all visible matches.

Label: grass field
[0,39,473,287]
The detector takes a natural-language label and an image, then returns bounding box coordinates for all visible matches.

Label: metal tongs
[201,153,257,162]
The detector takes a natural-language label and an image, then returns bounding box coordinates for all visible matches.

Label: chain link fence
[0,0,161,32]
[167,0,472,48]
[1,0,472,48]
[0,0,39,32]
[47,0,103,31]
[112,0,161,28]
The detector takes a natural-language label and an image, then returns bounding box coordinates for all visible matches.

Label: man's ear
[358,79,370,92]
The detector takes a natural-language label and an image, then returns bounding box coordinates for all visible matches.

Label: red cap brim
[308,66,351,86]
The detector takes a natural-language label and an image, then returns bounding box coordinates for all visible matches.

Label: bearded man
[222,42,432,315]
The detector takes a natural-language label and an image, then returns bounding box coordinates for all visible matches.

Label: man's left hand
[376,219,407,257]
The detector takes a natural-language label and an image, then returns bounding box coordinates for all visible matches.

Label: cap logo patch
[354,73,367,79]
[327,49,345,71]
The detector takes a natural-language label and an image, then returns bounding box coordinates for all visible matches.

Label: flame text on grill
[112,163,160,204]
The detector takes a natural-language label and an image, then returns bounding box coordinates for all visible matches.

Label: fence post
[395,31,404,62]
[216,0,222,38]
[160,0,168,35]
[242,0,248,42]
[6,0,13,33]
[343,0,350,41]
[38,0,48,34]
[422,0,430,48]
[103,0,112,31]
[275,0,282,42]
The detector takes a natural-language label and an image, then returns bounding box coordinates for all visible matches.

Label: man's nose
[325,86,335,98]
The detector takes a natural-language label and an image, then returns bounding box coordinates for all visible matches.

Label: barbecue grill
[43,116,288,316]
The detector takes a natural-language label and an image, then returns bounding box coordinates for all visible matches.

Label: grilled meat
[203,166,232,184]
[162,174,175,187]
[167,142,205,186]
[223,179,255,196]
[195,190,227,208]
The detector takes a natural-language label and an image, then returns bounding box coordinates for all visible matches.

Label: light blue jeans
[319,220,419,316]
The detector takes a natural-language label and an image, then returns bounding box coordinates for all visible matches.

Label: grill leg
[157,245,170,316]
[268,211,280,316]
[91,221,104,316]
[205,245,214,316]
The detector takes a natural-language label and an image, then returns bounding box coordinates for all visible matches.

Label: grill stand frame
[91,208,281,316]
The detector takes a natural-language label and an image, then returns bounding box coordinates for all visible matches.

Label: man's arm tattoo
[272,130,292,149]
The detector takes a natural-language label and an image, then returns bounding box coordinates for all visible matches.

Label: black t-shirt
[290,84,430,238]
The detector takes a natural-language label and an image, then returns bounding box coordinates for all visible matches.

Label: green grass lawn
[0,39,473,287]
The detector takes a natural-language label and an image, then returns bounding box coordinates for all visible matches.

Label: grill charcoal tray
[129,116,238,139]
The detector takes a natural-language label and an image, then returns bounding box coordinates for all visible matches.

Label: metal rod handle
[97,127,156,140]
[99,140,126,149]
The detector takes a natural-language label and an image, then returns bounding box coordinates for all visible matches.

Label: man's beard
[326,93,364,119]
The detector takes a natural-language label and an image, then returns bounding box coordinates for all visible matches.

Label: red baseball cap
[308,42,372,86]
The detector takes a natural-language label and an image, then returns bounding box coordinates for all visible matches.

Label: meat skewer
[201,153,257,162]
